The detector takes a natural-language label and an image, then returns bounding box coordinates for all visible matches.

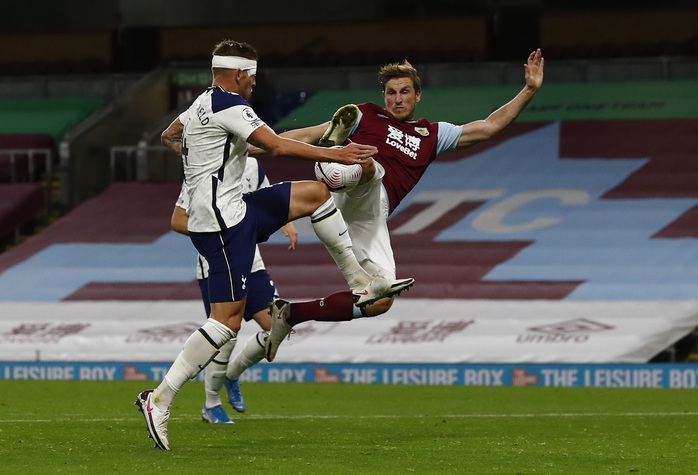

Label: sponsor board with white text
[3,361,698,389]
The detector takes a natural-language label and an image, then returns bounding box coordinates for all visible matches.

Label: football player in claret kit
[250,48,544,334]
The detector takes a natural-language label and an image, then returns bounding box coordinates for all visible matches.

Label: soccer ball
[314,162,362,192]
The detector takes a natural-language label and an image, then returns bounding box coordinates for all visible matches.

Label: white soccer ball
[314,162,362,192]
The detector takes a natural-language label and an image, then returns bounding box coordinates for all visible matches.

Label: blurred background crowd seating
[0,0,696,73]
[0,0,696,246]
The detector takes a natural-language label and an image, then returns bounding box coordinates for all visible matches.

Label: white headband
[211,55,257,76]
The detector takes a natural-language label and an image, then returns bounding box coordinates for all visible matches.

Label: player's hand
[281,222,298,250]
[331,142,377,165]
[524,48,544,91]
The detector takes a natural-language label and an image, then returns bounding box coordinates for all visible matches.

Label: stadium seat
[0,183,44,244]
[0,134,54,182]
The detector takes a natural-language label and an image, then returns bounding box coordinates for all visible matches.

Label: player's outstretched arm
[247,123,329,156]
[248,125,376,165]
[279,123,329,144]
[457,48,544,149]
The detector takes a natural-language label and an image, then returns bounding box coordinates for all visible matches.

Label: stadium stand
[1,3,698,364]
[0,97,105,142]
[0,31,112,76]
[0,96,105,184]
[540,9,698,60]
[0,183,44,248]
[0,182,195,298]
[160,18,488,68]
[251,118,698,301]
[0,134,53,183]
[0,115,696,302]
[0,97,106,248]
[0,6,695,75]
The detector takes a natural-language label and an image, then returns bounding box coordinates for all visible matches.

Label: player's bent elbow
[171,207,189,235]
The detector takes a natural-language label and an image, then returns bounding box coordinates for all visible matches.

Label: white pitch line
[3,412,698,423]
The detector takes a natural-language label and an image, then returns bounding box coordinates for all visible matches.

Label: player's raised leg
[292,181,414,306]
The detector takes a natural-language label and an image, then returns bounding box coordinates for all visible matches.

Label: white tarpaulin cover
[1,299,697,364]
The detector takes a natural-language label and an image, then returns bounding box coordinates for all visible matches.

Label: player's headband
[211,55,257,76]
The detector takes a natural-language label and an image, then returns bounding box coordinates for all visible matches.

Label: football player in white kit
[172,157,297,425]
[135,39,414,450]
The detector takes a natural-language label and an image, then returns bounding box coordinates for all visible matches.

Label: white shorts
[331,161,396,280]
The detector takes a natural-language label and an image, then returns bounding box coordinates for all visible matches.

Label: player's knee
[290,181,333,220]
[294,180,330,207]
[313,180,332,201]
[223,317,242,333]
[210,308,244,333]
[308,181,332,211]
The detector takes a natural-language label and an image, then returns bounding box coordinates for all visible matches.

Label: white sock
[226,331,267,381]
[311,198,371,290]
[153,318,236,408]
[204,338,236,408]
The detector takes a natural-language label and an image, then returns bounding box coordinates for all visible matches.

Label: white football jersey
[178,86,265,232]
[177,156,270,280]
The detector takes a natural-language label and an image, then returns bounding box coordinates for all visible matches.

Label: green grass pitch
[1,380,698,474]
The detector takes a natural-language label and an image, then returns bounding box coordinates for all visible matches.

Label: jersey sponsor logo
[385,124,421,160]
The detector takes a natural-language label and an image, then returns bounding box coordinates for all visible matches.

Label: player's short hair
[212,40,258,61]
[379,60,421,93]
